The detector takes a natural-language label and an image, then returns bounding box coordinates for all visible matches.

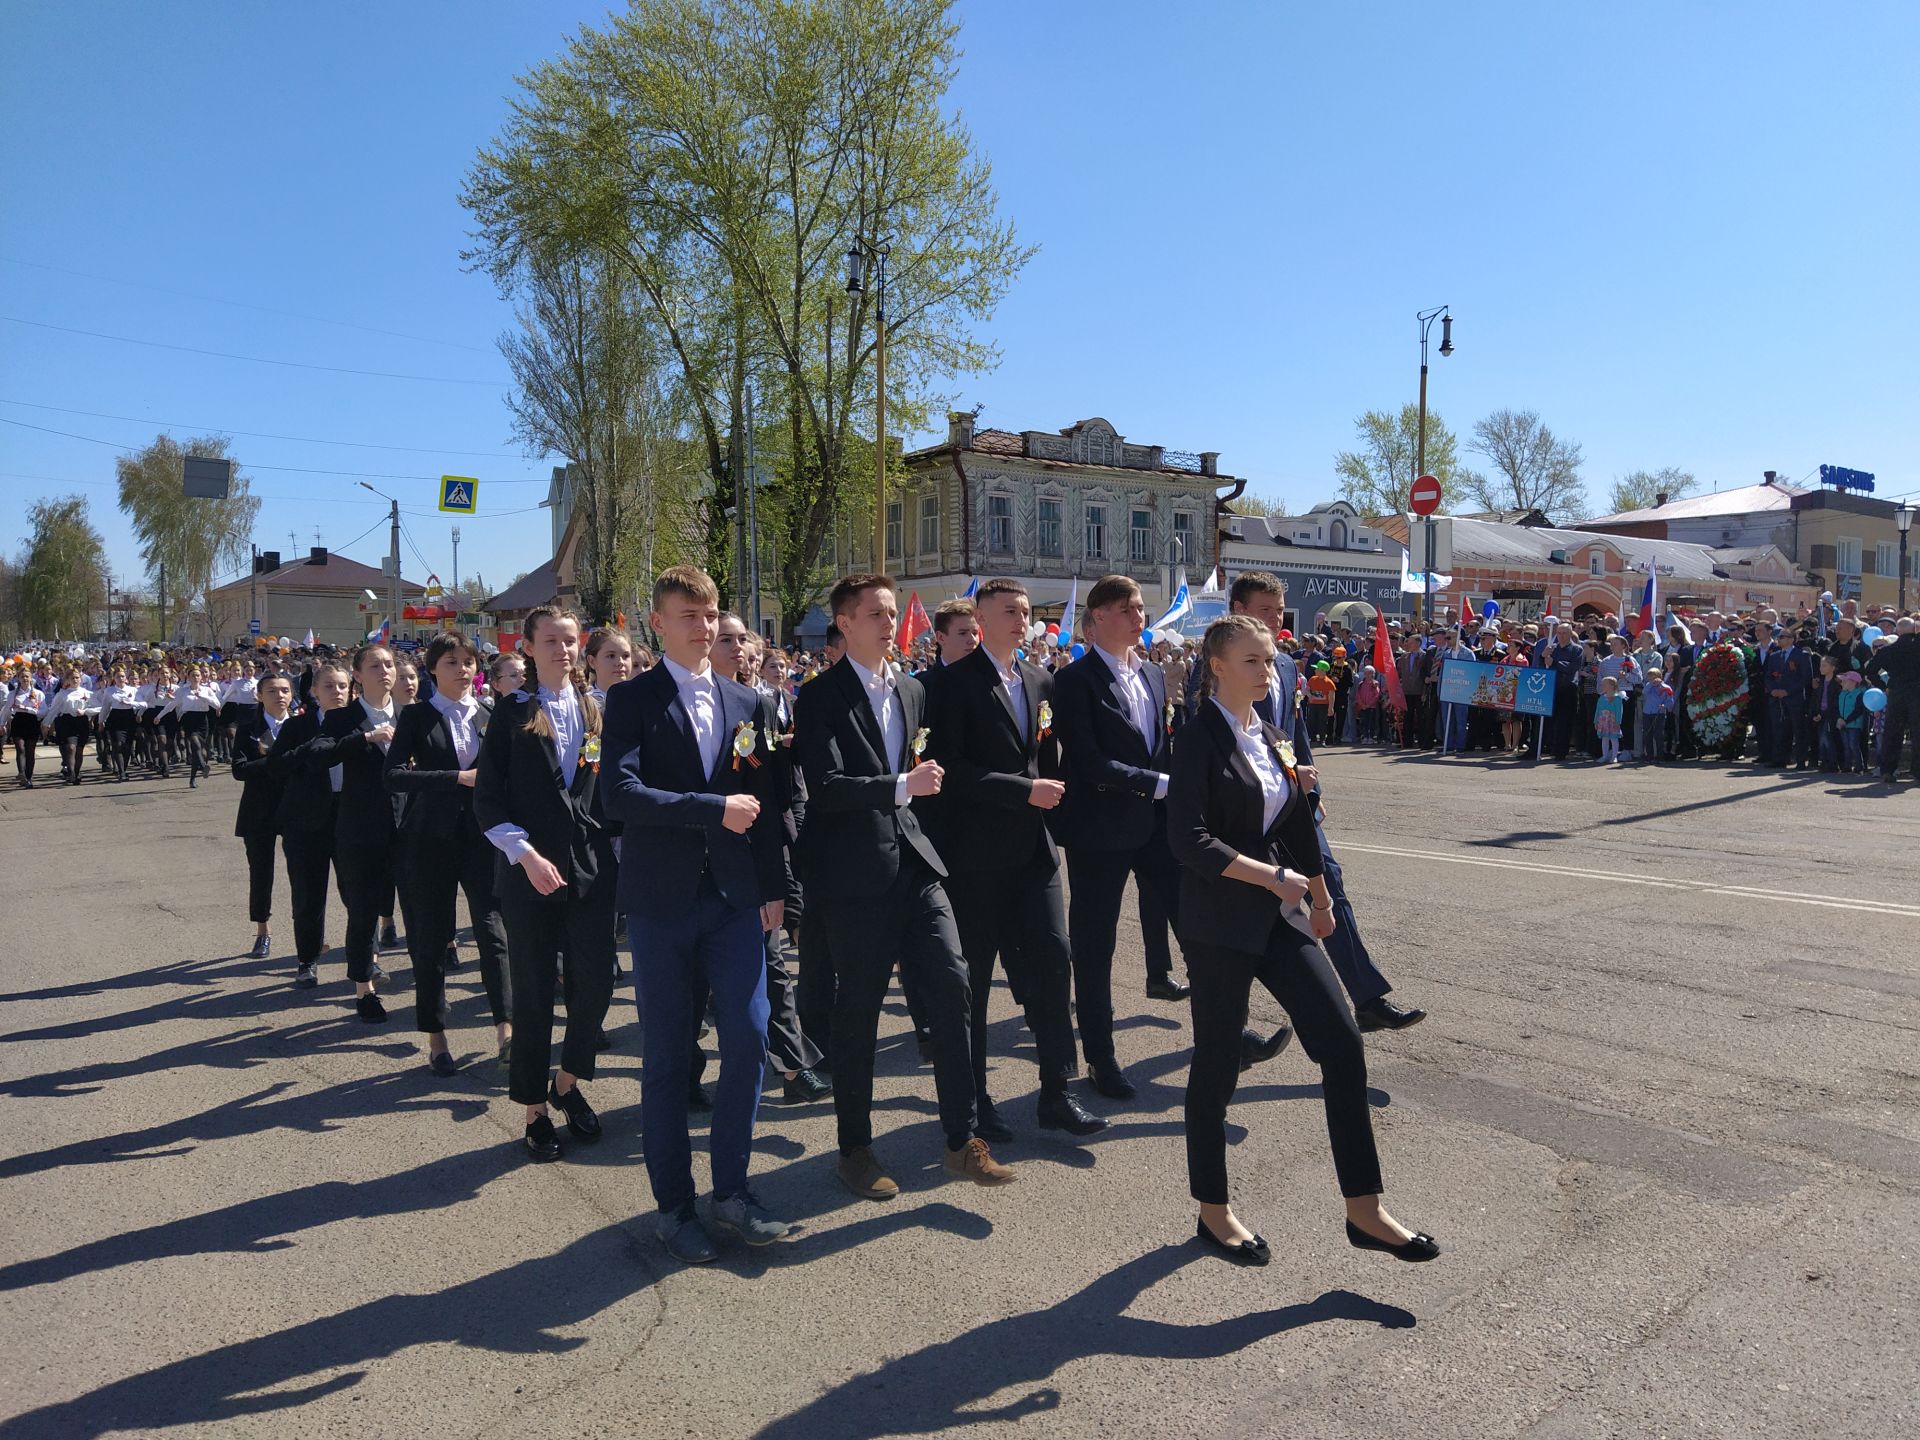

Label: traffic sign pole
[1408,474,1442,628]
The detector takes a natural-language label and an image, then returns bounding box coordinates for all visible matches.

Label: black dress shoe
[1145,976,1191,1002]
[783,1068,832,1103]
[1196,1216,1270,1266]
[249,933,272,959]
[975,1101,1014,1143]
[1239,1024,1294,1073]
[1355,998,1427,1033]
[1037,1091,1108,1136]
[355,991,387,1024]
[1346,1218,1440,1261]
[380,922,400,950]
[429,1048,460,1077]
[688,1082,713,1112]
[443,942,460,972]
[1087,1060,1137,1101]
[549,1079,601,1140]
[524,1114,562,1163]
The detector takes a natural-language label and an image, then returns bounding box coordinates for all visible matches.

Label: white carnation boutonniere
[731,719,761,771]
[1164,699,1176,736]
[910,725,930,767]
[580,734,602,774]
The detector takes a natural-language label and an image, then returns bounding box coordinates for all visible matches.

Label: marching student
[924,578,1107,1142]
[584,627,635,703]
[231,673,295,957]
[170,664,224,787]
[603,569,794,1260]
[1169,614,1438,1266]
[268,656,352,987]
[98,665,141,781]
[304,644,402,1021]
[42,669,93,786]
[218,659,257,764]
[1051,574,1188,1104]
[134,666,171,776]
[5,669,48,788]
[793,573,1015,1200]
[473,604,618,1164]
[385,632,512,1074]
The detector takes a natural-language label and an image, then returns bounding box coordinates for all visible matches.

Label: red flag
[897,591,932,652]
[1373,611,1405,712]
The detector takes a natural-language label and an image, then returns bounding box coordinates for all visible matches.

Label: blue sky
[3,0,1915,603]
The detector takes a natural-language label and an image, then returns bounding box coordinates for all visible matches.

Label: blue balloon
[1863,687,1888,713]
[1861,625,1883,645]
[1070,643,1086,659]
[1015,648,1026,661]
[1141,629,1155,645]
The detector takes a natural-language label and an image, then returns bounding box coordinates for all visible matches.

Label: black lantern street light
[1898,502,1913,617]
[846,237,893,571]
[1414,304,1454,623]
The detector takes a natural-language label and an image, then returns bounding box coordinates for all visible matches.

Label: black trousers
[401,820,511,1032]
[1065,819,1181,1067]
[333,835,394,983]
[1186,922,1381,1206]
[1882,688,1920,780]
[242,830,276,924]
[796,898,934,1063]
[500,878,616,1107]
[763,931,821,1073]
[818,857,977,1154]
[281,828,334,965]
[944,858,1079,1107]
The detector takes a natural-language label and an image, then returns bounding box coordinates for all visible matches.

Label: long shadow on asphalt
[0,1204,994,1439]
[751,1247,1416,1439]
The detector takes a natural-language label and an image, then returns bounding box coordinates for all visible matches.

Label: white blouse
[1212,698,1291,833]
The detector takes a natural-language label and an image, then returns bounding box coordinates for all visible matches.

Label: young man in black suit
[1052,574,1188,1103]
[267,657,352,989]
[230,672,294,959]
[793,573,1015,1199]
[925,578,1107,1143]
[603,571,798,1262]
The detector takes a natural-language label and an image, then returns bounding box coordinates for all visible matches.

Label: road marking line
[1337,841,1920,917]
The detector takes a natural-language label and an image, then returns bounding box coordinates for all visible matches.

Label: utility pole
[250,543,259,645]
[388,499,401,644]
[451,525,462,600]
[745,384,762,634]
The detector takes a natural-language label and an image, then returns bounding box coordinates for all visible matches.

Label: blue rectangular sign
[1437,659,1557,716]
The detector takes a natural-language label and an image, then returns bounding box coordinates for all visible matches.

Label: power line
[0,469,404,505]
[0,415,549,484]
[0,397,523,460]
[0,315,508,386]
[0,256,497,355]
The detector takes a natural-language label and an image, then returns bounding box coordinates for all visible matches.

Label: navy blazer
[470,689,614,904]
[230,707,283,840]
[601,663,785,919]
[1052,647,1173,852]
[922,645,1061,874]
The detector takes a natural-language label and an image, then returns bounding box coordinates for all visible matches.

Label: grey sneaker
[660,1204,717,1264]
[293,962,318,989]
[709,1190,791,1247]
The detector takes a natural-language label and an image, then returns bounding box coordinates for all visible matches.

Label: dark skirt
[8,712,41,741]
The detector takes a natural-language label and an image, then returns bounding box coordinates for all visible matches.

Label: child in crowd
[1327,646,1353,745]
[1836,671,1868,774]
[1595,674,1625,764]
[1639,666,1674,762]
[1813,654,1842,772]
[1306,661,1337,744]
[1354,666,1381,742]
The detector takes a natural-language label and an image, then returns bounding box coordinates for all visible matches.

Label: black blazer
[1166,699,1324,957]
[383,699,485,840]
[264,707,334,837]
[793,657,944,901]
[229,706,284,839]
[470,689,614,904]
[923,646,1060,874]
[601,663,786,918]
[1051,647,1173,852]
[306,701,401,849]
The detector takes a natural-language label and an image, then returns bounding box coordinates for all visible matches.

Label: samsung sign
[1819,465,1875,494]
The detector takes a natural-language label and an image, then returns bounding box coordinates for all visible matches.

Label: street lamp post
[1415,305,1454,625]
[1898,502,1913,616]
[847,237,893,573]
[358,482,401,642]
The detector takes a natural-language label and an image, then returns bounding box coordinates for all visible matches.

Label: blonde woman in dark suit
[1167,614,1439,1267]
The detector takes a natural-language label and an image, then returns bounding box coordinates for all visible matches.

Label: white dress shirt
[224,675,259,705]
[846,655,912,807]
[330,694,395,792]
[262,710,286,742]
[1212,698,1291,832]
[483,681,586,865]
[429,689,481,768]
[987,648,1028,734]
[42,687,92,722]
[662,654,723,777]
[1094,643,1169,800]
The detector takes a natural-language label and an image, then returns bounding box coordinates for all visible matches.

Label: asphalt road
[3,742,1917,1439]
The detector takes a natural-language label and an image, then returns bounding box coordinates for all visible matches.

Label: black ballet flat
[1196,1217,1270,1266]
[1346,1219,1440,1261]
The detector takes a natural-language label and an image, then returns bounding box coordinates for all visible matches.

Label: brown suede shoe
[837,1146,899,1200]
[944,1137,1017,1186]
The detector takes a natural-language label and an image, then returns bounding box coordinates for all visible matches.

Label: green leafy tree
[1464,409,1586,521]
[16,496,107,639]
[1226,494,1290,518]
[117,434,260,642]
[462,0,1033,628]
[1606,466,1698,515]
[1334,405,1473,516]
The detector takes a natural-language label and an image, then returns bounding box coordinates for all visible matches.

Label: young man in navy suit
[1051,574,1187,1102]
[602,567,793,1263]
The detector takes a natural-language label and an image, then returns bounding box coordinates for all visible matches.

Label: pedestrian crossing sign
[439,476,479,514]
